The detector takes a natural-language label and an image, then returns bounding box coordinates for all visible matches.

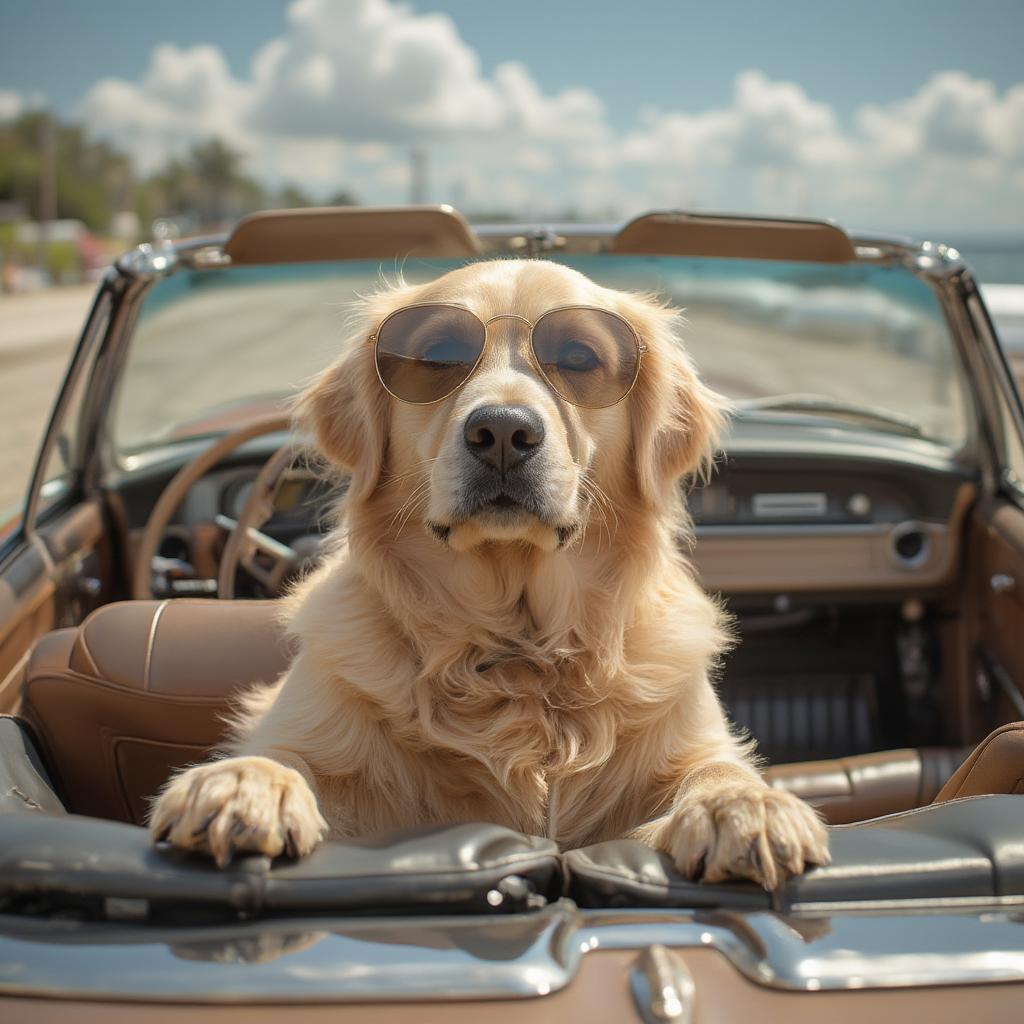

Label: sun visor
[611,211,857,263]
[224,205,482,264]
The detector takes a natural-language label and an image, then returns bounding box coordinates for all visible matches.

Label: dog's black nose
[464,405,545,472]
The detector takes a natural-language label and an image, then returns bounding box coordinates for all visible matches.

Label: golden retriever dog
[150,259,829,889]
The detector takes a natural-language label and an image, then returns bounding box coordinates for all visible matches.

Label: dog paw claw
[149,756,327,867]
[654,782,829,891]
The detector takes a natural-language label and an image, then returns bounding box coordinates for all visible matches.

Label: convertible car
[2,206,1024,1021]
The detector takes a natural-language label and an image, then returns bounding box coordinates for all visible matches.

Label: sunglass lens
[375,305,485,403]
[531,308,640,408]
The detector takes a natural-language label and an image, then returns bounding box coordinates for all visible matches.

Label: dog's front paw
[642,782,830,890]
[149,756,327,867]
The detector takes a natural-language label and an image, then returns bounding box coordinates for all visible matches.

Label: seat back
[19,600,291,824]
[19,598,975,828]
[766,746,970,824]
[933,720,1024,801]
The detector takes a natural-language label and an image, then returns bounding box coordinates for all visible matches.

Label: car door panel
[40,499,111,619]
[0,543,55,711]
[972,497,1024,728]
[0,499,108,714]
[0,279,118,711]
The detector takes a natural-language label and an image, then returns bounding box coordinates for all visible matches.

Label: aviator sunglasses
[368,303,646,409]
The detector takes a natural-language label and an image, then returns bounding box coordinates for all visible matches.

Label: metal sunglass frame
[367,302,647,409]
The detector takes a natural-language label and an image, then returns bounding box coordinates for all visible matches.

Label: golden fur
[150,260,829,889]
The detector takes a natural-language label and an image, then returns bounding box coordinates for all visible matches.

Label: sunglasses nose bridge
[477,313,535,371]
[483,312,533,328]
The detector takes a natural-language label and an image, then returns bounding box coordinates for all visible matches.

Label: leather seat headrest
[20,600,294,824]
[70,599,293,695]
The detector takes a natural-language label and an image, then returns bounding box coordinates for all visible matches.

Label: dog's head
[299,260,726,552]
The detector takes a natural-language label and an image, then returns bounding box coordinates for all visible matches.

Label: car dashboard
[106,420,978,765]
[691,420,976,598]
[117,418,978,594]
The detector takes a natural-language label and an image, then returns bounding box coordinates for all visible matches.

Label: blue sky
[4,0,1023,124]
[2,0,1023,234]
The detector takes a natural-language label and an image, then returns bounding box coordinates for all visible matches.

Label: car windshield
[113,253,968,453]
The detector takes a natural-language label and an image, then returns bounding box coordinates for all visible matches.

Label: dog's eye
[421,336,477,366]
[556,339,602,373]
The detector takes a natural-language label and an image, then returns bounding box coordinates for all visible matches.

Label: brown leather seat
[933,720,1024,801]
[766,746,971,824]
[19,600,293,824]
[17,599,976,827]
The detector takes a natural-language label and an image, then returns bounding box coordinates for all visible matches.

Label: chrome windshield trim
[113,217,972,286]
[3,902,1024,1002]
[115,240,178,280]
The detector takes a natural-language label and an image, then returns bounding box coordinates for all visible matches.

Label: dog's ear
[294,330,389,505]
[623,297,729,507]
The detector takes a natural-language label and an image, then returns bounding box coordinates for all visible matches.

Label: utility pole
[37,112,57,277]
[410,147,428,205]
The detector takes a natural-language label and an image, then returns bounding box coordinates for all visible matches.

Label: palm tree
[151,158,196,219]
[188,139,241,228]
[277,185,314,208]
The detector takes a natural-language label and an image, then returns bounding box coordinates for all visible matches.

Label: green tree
[138,140,270,230]
[276,184,315,208]
[149,158,196,219]
[188,139,242,226]
[0,110,136,233]
[0,106,361,245]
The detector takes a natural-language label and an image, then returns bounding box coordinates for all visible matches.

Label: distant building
[15,219,88,245]
[0,200,26,223]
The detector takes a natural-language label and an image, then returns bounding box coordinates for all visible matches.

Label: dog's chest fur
[373,649,652,842]
[286,542,713,845]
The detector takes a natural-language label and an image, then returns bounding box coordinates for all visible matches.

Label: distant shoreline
[949,241,1024,286]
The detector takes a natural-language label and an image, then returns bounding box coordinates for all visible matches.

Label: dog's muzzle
[463,404,545,473]
[455,404,549,520]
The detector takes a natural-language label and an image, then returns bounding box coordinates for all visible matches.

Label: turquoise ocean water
[953,241,1024,285]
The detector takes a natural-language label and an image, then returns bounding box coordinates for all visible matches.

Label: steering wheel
[216,441,305,599]
[131,416,303,600]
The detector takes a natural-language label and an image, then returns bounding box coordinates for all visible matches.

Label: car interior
[3,207,1024,921]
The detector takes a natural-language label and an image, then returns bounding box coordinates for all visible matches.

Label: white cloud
[258,137,351,192]
[69,0,1024,232]
[620,71,851,170]
[75,0,608,202]
[610,69,1024,230]
[78,43,249,174]
[859,71,1024,164]
[245,0,606,144]
[249,0,500,139]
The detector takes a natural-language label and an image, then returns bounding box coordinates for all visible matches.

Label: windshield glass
[113,254,968,452]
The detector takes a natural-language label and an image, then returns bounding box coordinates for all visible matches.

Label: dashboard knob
[847,492,872,517]
[991,573,1017,594]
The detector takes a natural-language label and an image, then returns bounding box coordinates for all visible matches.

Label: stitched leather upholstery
[0,817,561,916]
[15,599,984,827]
[933,720,1024,801]
[20,601,293,823]
[766,746,971,824]
[565,795,1024,909]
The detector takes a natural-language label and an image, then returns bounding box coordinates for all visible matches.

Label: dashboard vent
[721,671,879,762]
[752,492,828,518]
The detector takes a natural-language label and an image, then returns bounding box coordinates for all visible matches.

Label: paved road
[0,285,94,518]
[0,277,1018,526]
